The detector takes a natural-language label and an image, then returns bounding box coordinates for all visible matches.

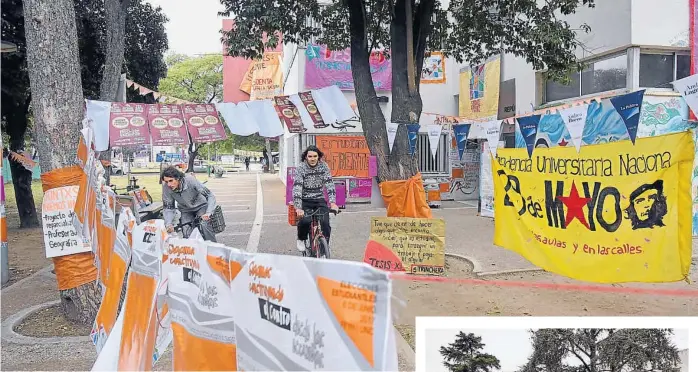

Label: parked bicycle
[301,208,340,259]
[449,179,477,195]
[110,176,163,222]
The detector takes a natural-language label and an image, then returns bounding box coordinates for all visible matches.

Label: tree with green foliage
[518,329,681,372]
[1,0,168,228]
[220,0,595,183]
[439,331,501,372]
[158,54,275,170]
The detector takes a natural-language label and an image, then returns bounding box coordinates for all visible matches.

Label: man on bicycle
[293,145,338,252]
[161,166,218,242]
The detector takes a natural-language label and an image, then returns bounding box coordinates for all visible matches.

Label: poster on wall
[348,178,372,199]
[305,44,392,91]
[459,56,501,120]
[421,51,446,84]
[182,104,227,143]
[315,135,371,178]
[147,104,189,146]
[42,185,92,258]
[240,51,283,100]
[109,103,149,147]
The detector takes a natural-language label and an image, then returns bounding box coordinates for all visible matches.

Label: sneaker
[296,240,306,252]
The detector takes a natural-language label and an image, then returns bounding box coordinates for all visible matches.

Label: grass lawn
[3,181,44,228]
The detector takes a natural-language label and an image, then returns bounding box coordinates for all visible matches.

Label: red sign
[147,104,189,146]
[182,104,227,143]
[109,103,150,147]
[273,96,305,133]
[298,92,327,128]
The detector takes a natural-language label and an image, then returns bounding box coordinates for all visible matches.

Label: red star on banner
[558,138,569,147]
[557,181,591,229]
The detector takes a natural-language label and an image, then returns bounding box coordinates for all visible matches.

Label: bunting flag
[558,104,589,153]
[406,124,420,156]
[452,124,471,160]
[427,124,442,160]
[516,115,541,159]
[672,74,698,119]
[386,122,399,153]
[609,90,645,144]
[484,120,502,157]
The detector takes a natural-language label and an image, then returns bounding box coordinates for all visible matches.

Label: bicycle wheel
[318,236,330,259]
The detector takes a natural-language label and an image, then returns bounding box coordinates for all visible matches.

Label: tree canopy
[439,331,501,372]
[519,328,681,372]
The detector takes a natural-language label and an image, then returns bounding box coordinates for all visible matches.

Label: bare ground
[14,305,92,338]
[1,228,51,288]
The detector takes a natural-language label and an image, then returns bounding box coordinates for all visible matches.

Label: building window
[544,53,627,103]
[416,133,449,174]
[640,52,691,88]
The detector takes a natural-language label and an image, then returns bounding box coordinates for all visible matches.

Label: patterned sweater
[292,161,336,209]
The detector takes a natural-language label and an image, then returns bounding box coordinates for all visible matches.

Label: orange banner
[315,135,371,178]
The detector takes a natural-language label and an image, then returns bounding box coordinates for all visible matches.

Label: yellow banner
[459,57,500,119]
[492,132,694,283]
[239,51,283,100]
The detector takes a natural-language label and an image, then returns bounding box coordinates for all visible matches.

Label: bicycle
[449,179,477,195]
[301,208,340,259]
[110,177,163,222]
[172,205,226,241]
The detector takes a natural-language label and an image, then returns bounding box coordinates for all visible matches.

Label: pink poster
[304,44,391,91]
[348,178,372,198]
[147,104,189,146]
[182,104,227,143]
[368,156,377,177]
[109,103,150,147]
[286,167,296,205]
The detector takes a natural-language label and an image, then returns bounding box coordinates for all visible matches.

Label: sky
[145,0,228,56]
[425,328,689,372]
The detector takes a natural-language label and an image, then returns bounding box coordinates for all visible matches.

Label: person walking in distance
[161,166,218,242]
[244,157,250,172]
[293,145,338,252]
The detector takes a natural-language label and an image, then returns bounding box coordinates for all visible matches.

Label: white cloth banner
[558,104,589,152]
[312,85,356,123]
[215,102,259,136]
[427,123,443,160]
[484,120,502,157]
[387,122,399,153]
[673,74,698,118]
[244,100,284,138]
[85,100,112,151]
[231,253,396,371]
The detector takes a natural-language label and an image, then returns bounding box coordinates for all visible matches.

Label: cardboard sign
[109,103,150,147]
[274,96,305,133]
[42,185,92,258]
[363,217,446,276]
[298,91,327,128]
[147,104,189,146]
[315,136,371,178]
[182,104,227,143]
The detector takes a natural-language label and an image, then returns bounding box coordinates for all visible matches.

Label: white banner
[42,185,92,258]
[558,104,589,152]
[231,253,396,371]
[673,73,698,118]
[427,123,443,160]
[387,122,399,153]
[484,120,502,157]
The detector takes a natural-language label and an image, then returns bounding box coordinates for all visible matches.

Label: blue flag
[453,124,471,160]
[610,90,645,144]
[407,124,420,155]
[517,115,542,158]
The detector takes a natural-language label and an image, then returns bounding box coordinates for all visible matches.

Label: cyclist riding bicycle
[161,166,218,242]
[293,145,338,253]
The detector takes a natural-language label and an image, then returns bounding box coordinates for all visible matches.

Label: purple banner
[324,180,347,207]
[304,45,391,91]
[348,178,372,198]
[286,167,296,205]
[369,156,377,177]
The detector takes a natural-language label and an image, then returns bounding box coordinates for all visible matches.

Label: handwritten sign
[42,186,92,258]
[315,135,370,178]
[363,217,445,276]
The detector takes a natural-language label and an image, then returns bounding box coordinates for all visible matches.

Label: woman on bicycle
[161,166,218,242]
[293,145,338,252]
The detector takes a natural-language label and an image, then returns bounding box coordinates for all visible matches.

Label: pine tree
[440,331,502,372]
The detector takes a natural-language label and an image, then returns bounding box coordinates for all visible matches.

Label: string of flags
[84,85,356,151]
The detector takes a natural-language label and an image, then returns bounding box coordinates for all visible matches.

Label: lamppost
[1,40,18,285]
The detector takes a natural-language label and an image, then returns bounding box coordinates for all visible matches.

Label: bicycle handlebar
[305,208,341,217]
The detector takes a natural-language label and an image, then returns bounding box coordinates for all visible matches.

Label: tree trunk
[23,0,101,324]
[5,99,40,228]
